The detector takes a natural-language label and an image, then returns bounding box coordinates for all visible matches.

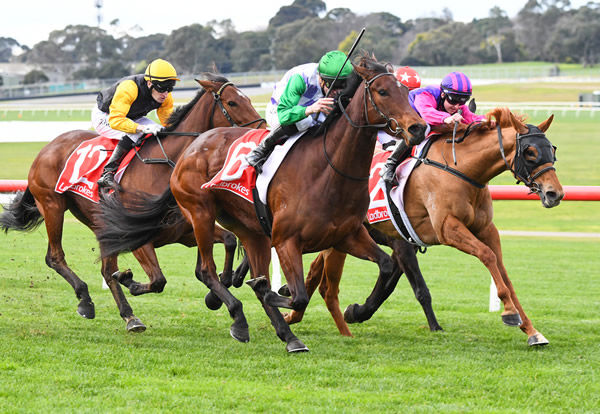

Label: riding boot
[245,126,289,174]
[380,140,410,185]
[97,137,134,191]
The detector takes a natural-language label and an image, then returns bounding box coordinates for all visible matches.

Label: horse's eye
[378,89,388,96]
[227,101,237,107]
[524,148,536,158]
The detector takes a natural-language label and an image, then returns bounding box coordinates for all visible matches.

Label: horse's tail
[97,187,183,258]
[0,188,44,233]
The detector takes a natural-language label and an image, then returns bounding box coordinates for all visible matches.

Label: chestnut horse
[96,55,428,352]
[0,74,264,331]
[287,108,563,346]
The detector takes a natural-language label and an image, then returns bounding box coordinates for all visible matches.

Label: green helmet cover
[318,50,353,80]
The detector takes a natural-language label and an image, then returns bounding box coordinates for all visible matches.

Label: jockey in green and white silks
[246,50,353,173]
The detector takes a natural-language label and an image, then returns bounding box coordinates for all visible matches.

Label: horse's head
[352,55,427,146]
[166,73,265,133]
[494,109,563,208]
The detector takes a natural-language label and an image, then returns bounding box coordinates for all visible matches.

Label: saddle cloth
[55,136,137,203]
[201,128,305,204]
[367,137,432,247]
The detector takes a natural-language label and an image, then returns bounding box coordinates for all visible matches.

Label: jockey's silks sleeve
[414,91,485,126]
[276,74,309,126]
[108,80,175,133]
[108,80,141,134]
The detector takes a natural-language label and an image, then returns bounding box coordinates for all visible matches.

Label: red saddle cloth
[367,150,392,224]
[55,136,137,203]
[201,129,269,203]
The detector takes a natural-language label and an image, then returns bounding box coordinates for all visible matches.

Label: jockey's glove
[142,124,163,136]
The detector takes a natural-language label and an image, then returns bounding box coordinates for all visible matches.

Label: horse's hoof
[126,317,146,333]
[528,332,549,346]
[286,338,309,353]
[229,323,250,343]
[77,300,95,319]
[219,271,233,288]
[344,304,359,324]
[502,313,523,327]
[232,271,245,288]
[278,284,291,297]
[204,291,223,311]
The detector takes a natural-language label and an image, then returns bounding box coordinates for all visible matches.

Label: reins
[323,72,408,181]
[134,81,266,168]
[415,123,556,192]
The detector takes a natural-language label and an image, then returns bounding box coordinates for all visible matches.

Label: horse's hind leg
[390,239,443,331]
[335,226,397,325]
[213,226,237,287]
[477,223,547,346]
[36,197,95,318]
[319,249,353,337]
[284,250,328,325]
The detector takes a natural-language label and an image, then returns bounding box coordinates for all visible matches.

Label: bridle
[134,81,265,168]
[324,72,410,181]
[497,125,557,194]
[209,81,266,129]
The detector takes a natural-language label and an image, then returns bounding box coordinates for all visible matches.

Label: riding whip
[324,27,366,98]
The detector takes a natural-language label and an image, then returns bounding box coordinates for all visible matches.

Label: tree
[23,69,49,84]
[230,31,271,72]
[269,5,314,28]
[164,24,221,74]
[0,37,21,62]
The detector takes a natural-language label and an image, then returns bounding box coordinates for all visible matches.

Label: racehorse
[96,54,428,352]
[0,74,265,332]
[286,107,563,346]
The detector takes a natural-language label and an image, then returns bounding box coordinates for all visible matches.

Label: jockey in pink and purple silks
[381,71,494,184]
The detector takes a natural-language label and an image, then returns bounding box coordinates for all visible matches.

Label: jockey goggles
[152,80,176,93]
[321,77,347,90]
[445,92,470,105]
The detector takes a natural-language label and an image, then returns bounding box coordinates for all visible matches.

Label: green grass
[1,79,599,411]
[0,220,599,412]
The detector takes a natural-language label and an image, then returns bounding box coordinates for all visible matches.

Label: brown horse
[0,74,264,331]
[97,55,428,351]
[287,108,563,346]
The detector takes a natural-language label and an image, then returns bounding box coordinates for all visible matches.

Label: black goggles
[152,80,175,93]
[322,77,347,90]
[446,93,469,105]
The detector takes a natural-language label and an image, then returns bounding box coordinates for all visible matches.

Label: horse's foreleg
[336,226,397,325]
[243,235,309,353]
[271,238,307,311]
[390,239,443,331]
[120,244,168,295]
[285,249,332,327]
[100,255,146,332]
[439,216,520,323]
[37,198,95,319]
[477,223,548,346]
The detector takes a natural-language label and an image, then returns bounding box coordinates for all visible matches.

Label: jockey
[381,71,492,184]
[245,50,353,173]
[377,66,421,151]
[92,58,180,190]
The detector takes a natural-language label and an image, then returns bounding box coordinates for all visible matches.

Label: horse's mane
[311,53,387,135]
[487,107,527,130]
[164,73,230,132]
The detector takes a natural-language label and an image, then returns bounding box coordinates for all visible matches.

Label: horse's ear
[537,114,554,133]
[352,63,370,81]
[195,78,217,92]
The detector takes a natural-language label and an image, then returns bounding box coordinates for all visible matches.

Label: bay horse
[287,108,563,346]
[0,74,265,332]
[96,55,428,352]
